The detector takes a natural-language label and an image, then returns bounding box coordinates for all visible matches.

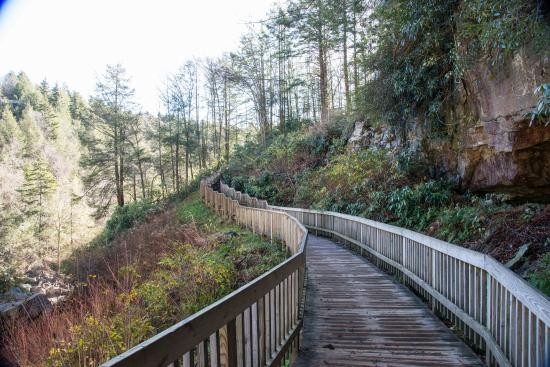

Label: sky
[0,0,276,113]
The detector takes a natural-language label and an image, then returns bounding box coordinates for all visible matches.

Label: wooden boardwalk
[293,235,484,367]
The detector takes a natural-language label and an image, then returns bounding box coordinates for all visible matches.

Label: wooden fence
[263,204,550,367]
[102,175,307,367]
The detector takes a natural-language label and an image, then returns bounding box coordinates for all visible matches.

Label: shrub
[177,198,218,229]
[456,0,549,70]
[136,244,234,329]
[434,205,484,244]
[6,192,289,367]
[387,180,454,230]
[100,200,158,243]
[529,252,550,296]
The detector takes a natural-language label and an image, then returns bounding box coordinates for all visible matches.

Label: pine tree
[0,108,21,150]
[39,79,49,97]
[19,107,42,156]
[49,84,60,108]
[18,158,57,256]
[80,64,135,215]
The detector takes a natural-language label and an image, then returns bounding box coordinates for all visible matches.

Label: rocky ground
[0,260,72,324]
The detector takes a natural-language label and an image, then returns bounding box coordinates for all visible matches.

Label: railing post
[431,249,436,311]
[485,265,492,365]
[360,224,363,257]
[402,236,406,268]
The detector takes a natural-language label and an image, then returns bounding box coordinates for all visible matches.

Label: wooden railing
[102,175,307,367]
[264,204,550,367]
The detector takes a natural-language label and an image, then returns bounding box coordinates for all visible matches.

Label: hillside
[0,0,549,365]
[0,73,99,290]
[1,192,288,366]
[221,117,550,295]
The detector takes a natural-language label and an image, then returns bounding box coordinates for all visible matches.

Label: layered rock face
[348,50,549,199]
[457,50,550,199]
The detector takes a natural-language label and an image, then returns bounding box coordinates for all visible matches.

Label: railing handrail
[103,175,307,367]
[103,253,305,366]
[266,205,549,367]
[270,205,550,326]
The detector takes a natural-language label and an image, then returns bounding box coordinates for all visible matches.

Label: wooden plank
[293,235,483,367]
[210,332,220,367]
[302,226,511,366]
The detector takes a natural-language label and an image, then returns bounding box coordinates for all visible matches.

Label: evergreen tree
[49,83,61,108]
[19,106,42,156]
[18,158,57,256]
[80,64,135,215]
[39,79,49,97]
[0,108,21,150]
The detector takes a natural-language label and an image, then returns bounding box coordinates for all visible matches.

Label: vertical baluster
[236,314,244,367]
[537,319,545,367]
[197,341,208,367]
[287,275,292,336]
[257,297,265,367]
[244,308,252,367]
[505,289,510,359]
[521,305,528,367]
[271,288,276,357]
[210,331,220,367]
[528,313,536,367]
[183,350,194,367]
[544,325,549,367]
[278,282,283,347]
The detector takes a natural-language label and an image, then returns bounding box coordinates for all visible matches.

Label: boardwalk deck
[293,235,484,367]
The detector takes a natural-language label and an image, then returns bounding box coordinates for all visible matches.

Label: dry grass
[1,203,205,367]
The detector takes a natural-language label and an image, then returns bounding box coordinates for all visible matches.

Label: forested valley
[0,0,549,366]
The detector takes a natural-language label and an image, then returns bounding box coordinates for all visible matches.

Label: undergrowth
[223,119,550,296]
[3,193,287,366]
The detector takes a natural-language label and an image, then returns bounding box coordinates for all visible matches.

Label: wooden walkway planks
[293,235,484,367]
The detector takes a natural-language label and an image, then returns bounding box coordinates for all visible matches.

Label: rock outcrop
[0,292,52,322]
[456,49,550,199]
[347,49,550,199]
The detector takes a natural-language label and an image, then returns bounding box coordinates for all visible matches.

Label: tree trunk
[319,43,329,125]
[278,31,286,134]
[138,159,146,199]
[352,4,359,94]
[343,0,351,114]
[132,174,137,202]
[175,116,180,192]
[224,75,230,162]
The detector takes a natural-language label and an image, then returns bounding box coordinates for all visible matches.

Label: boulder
[0,293,52,322]
[347,121,399,152]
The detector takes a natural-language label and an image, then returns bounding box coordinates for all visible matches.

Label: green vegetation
[222,119,550,296]
[529,251,550,296]
[3,0,548,290]
[99,200,159,243]
[177,195,289,285]
[2,0,549,365]
[359,0,549,130]
[531,83,550,126]
[455,0,549,69]
[1,72,98,281]
[6,193,288,366]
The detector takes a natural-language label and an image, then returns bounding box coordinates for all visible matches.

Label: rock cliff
[456,49,550,199]
[348,49,550,199]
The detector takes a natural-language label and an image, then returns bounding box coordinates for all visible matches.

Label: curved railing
[260,205,550,367]
[102,175,307,367]
[220,181,550,367]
